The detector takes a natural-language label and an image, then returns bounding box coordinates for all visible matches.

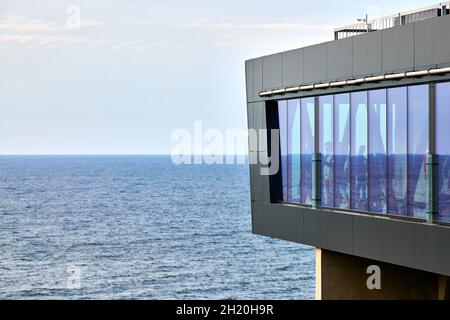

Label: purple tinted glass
[300,97,315,204]
[436,82,450,221]
[368,89,387,213]
[387,87,408,215]
[334,93,350,209]
[351,91,368,211]
[407,85,428,219]
[319,95,334,207]
[287,99,301,203]
[278,100,288,201]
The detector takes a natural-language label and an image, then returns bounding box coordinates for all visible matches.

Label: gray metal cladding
[262,203,283,238]
[326,40,340,81]
[414,18,434,69]
[246,102,254,132]
[253,57,263,101]
[254,205,450,276]
[413,15,450,68]
[250,160,262,202]
[245,14,450,277]
[251,202,263,235]
[303,44,327,84]
[281,205,304,243]
[326,37,353,81]
[352,215,383,261]
[352,31,382,77]
[303,208,327,248]
[431,15,450,66]
[261,173,270,203]
[338,38,354,79]
[252,101,263,132]
[246,15,450,95]
[256,102,266,131]
[414,224,450,277]
[282,48,304,87]
[381,219,415,269]
[248,101,266,151]
[248,157,256,201]
[382,24,414,73]
[245,60,253,103]
[263,53,283,90]
[326,213,353,254]
[366,31,382,75]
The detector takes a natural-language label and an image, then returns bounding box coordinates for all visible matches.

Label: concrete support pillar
[316,248,449,300]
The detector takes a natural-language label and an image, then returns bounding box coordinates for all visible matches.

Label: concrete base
[316,248,450,300]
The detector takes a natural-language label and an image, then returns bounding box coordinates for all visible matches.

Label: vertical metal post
[385,89,389,214]
[427,84,438,222]
[312,153,322,209]
[426,153,438,220]
[312,96,321,209]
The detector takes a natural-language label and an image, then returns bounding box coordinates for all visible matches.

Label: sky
[0,0,439,155]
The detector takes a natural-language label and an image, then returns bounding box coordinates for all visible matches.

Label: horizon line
[0,153,250,156]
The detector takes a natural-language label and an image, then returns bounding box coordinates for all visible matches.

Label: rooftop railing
[334,2,450,40]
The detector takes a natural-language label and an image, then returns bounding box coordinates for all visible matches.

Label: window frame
[267,79,450,226]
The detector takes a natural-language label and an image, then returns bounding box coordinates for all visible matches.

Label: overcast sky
[0,0,438,154]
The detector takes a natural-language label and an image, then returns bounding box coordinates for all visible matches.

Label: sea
[0,156,315,299]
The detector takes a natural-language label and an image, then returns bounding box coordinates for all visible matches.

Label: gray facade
[246,14,450,103]
[246,14,450,277]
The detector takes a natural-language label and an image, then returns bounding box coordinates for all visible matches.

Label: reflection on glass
[387,87,408,215]
[436,82,450,221]
[351,91,368,211]
[319,95,334,207]
[368,89,387,213]
[301,97,315,204]
[278,100,288,201]
[334,93,350,209]
[275,83,432,221]
[407,85,428,219]
[287,99,301,203]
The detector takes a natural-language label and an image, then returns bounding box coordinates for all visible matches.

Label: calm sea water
[0,156,314,299]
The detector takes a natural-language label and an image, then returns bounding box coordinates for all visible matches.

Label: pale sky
[0,0,437,154]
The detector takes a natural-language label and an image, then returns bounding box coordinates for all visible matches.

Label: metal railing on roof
[334,2,450,40]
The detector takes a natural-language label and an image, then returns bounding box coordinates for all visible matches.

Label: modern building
[246,2,450,299]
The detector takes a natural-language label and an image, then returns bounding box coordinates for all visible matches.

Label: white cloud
[0,34,89,45]
[0,15,105,32]
[0,15,160,51]
[82,20,105,28]
[0,33,161,51]
[136,21,153,25]
[0,15,61,31]
[110,40,140,50]
[180,20,333,31]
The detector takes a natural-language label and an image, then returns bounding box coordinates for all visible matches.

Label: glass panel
[278,100,288,201]
[319,95,334,207]
[436,82,450,221]
[300,97,315,204]
[407,85,428,219]
[334,93,350,209]
[387,87,408,215]
[368,89,387,213]
[287,99,301,203]
[351,91,368,211]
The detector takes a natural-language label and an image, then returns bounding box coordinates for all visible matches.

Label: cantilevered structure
[246,2,450,299]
